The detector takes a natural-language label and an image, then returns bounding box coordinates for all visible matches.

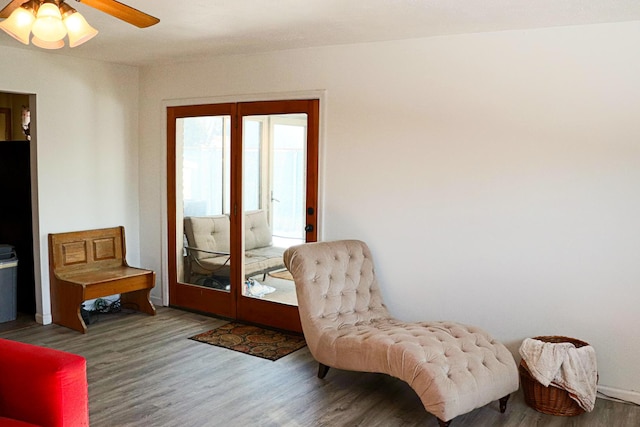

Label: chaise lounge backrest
[284,239,390,350]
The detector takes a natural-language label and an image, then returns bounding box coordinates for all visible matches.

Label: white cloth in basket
[519,338,597,412]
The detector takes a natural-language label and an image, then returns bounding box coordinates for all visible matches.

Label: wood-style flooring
[1,307,638,426]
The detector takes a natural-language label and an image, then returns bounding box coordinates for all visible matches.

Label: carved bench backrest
[49,226,127,274]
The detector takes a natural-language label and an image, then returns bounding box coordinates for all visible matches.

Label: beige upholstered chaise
[283,240,519,426]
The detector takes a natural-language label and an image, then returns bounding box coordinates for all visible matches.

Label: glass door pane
[272,117,307,247]
[242,114,307,306]
[178,115,232,292]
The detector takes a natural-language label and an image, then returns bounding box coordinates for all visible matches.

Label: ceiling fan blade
[0,0,27,19]
[77,0,160,28]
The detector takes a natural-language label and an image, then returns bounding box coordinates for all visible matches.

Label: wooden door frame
[167,99,319,332]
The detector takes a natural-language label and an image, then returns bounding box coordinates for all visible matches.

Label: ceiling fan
[0,0,159,28]
[0,0,159,49]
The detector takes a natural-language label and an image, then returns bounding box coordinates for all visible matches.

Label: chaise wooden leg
[317,363,330,379]
[435,394,509,426]
[499,394,510,413]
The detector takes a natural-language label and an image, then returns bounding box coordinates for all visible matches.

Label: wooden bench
[48,226,156,333]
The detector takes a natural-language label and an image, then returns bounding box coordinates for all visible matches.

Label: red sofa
[0,339,89,427]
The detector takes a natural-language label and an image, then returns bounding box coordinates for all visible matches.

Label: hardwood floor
[1,307,638,426]
[0,312,35,333]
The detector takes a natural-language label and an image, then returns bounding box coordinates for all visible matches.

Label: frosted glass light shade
[31,3,66,42]
[63,11,98,47]
[0,7,36,45]
[32,35,64,49]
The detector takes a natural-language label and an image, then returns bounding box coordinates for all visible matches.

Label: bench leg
[121,288,156,315]
[51,281,88,334]
[120,271,156,315]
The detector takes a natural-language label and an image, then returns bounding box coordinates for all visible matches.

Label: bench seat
[59,266,151,284]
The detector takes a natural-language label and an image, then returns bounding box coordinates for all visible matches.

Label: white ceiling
[1,0,640,66]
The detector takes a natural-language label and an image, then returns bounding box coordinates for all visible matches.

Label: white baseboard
[35,312,51,325]
[151,295,164,308]
[598,385,640,405]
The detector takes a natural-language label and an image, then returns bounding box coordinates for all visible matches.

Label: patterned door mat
[189,322,306,361]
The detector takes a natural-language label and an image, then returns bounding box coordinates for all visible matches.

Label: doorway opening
[0,91,36,325]
[167,99,319,332]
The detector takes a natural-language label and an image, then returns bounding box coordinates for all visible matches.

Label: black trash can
[0,245,18,323]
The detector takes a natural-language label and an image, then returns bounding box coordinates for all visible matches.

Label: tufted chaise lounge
[283,240,519,426]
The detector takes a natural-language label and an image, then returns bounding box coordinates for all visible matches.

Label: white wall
[139,21,640,399]
[0,46,141,324]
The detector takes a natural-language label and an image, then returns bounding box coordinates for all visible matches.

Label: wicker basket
[519,335,590,417]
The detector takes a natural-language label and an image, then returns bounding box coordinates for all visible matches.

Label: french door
[167,99,319,332]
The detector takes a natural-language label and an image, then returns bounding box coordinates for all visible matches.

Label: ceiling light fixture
[0,0,98,50]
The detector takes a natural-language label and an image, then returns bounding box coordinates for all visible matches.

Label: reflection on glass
[242,114,307,305]
[178,115,231,292]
